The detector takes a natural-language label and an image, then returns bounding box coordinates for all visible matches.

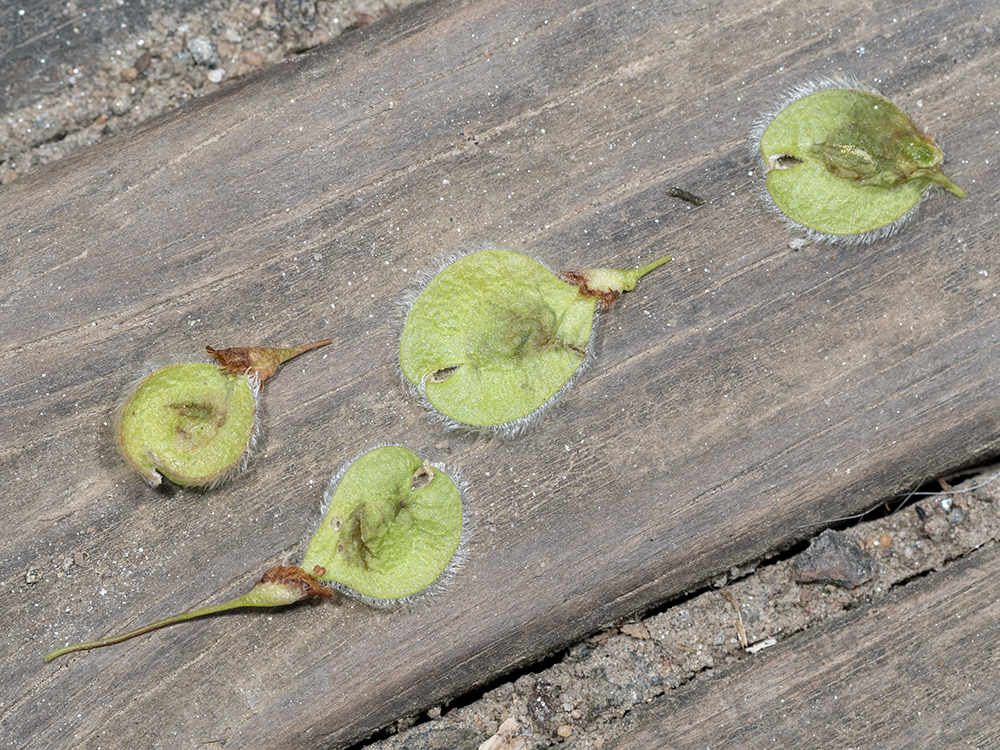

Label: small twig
[721,589,748,649]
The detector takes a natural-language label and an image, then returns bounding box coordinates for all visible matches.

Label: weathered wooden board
[1,0,998,748]
[610,540,1000,750]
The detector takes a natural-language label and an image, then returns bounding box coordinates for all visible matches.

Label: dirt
[0,0,413,183]
[4,3,1000,749]
[363,469,1000,750]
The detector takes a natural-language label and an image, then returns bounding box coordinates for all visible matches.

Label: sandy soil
[4,3,999,748]
[363,469,1000,750]
[1,0,412,183]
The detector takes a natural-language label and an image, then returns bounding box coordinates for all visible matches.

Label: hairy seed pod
[752,76,965,244]
[44,446,465,662]
[303,445,466,604]
[399,248,672,436]
[114,339,330,488]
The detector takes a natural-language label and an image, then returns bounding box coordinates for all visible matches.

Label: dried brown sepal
[558,271,622,310]
[258,564,334,599]
[206,338,332,384]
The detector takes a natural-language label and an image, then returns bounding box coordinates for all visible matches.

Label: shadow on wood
[1,0,998,747]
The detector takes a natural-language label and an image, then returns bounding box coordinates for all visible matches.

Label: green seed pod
[752,76,965,244]
[302,445,466,604]
[44,447,465,662]
[398,248,672,435]
[114,339,331,488]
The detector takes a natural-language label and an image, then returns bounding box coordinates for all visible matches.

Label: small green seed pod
[398,248,671,435]
[114,339,330,488]
[44,446,465,662]
[303,445,466,604]
[752,76,965,244]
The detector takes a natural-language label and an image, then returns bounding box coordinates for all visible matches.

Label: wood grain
[1,0,998,747]
[610,540,1000,750]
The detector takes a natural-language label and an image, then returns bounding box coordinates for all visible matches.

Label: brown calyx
[207,345,262,378]
[559,271,621,310]
[206,339,332,384]
[258,564,333,599]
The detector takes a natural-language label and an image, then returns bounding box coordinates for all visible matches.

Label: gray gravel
[0,0,412,184]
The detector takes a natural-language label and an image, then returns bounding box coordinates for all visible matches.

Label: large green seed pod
[44,447,464,663]
[115,340,330,488]
[398,248,671,435]
[752,76,965,244]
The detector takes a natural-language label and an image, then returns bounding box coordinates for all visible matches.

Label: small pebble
[557,725,573,738]
[793,529,874,589]
[478,717,520,750]
[242,49,266,67]
[187,36,220,67]
[133,49,152,75]
[120,67,138,82]
[923,514,951,542]
[111,97,130,116]
[878,532,892,547]
[207,68,226,84]
[620,622,650,640]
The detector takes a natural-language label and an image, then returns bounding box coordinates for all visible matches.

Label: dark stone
[527,678,559,737]
[793,529,874,589]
